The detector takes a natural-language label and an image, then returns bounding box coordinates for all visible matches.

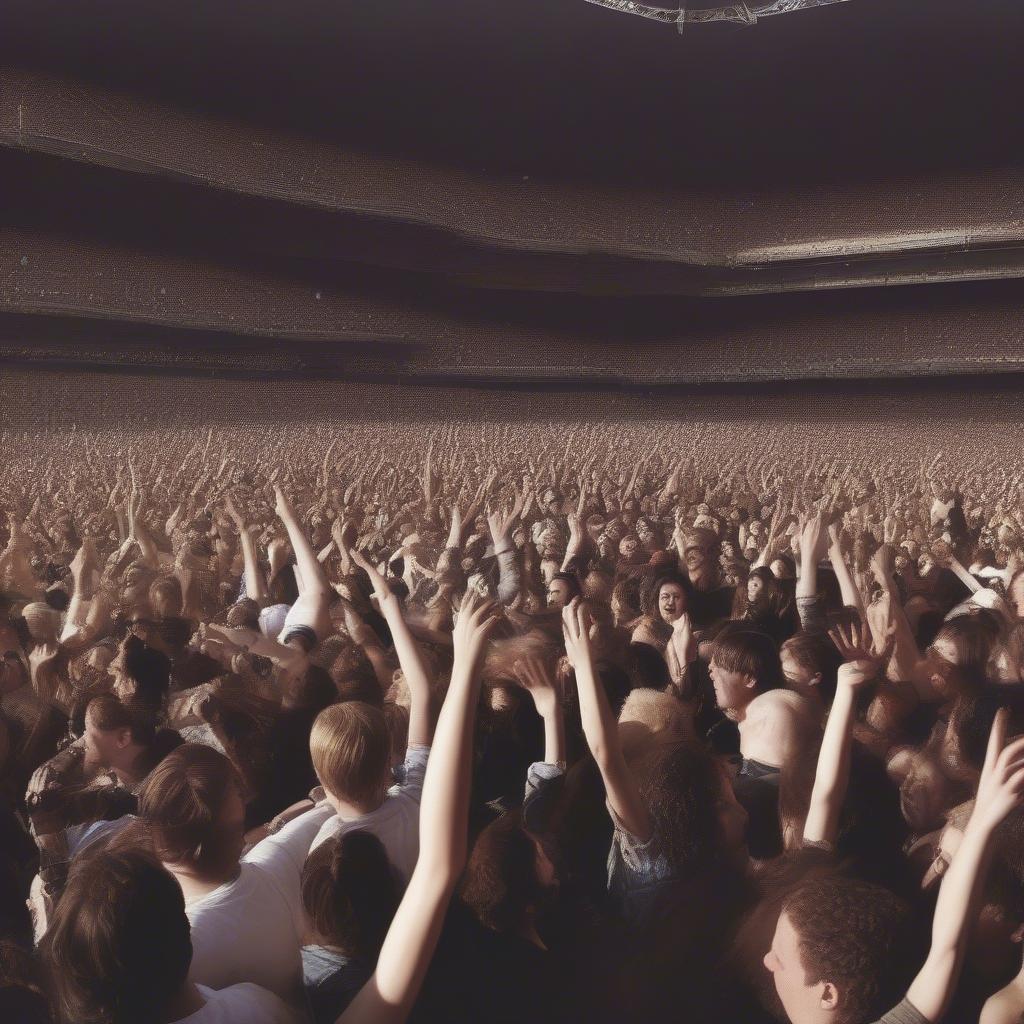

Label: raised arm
[350,547,434,747]
[338,592,498,1024]
[487,497,524,606]
[868,543,920,683]
[206,623,307,677]
[225,493,269,605]
[514,656,567,766]
[273,484,332,637]
[802,620,886,847]
[906,711,1024,1022]
[563,598,650,842]
[827,521,867,619]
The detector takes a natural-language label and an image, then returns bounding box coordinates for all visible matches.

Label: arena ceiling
[0,0,1022,392]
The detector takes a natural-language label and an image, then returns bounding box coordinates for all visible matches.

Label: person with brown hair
[138,742,331,1005]
[767,615,1024,1024]
[300,831,399,1024]
[40,846,298,1023]
[27,688,181,934]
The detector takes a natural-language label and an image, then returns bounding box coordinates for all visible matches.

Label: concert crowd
[2,431,1024,1024]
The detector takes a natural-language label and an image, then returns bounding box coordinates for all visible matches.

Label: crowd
[2,430,1024,1024]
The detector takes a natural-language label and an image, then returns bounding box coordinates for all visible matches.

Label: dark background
[1,0,1023,406]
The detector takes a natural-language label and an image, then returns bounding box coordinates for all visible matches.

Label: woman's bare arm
[338,592,498,1024]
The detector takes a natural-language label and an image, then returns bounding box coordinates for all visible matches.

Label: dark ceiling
[0,0,1022,391]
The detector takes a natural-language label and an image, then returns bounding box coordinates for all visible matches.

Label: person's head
[107,633,170,712]
[0,940,50,1024]
[656,574,689,626]
[302,831,399,959]
[765,878,915,1024]
[641,569,690,625]
[941,684,1024,784]
[330,642,383,705]
[635,516,657,546]
[461,810,555,935]
[610,578,643,627]
[710,625,784,721]
[540,487,561,516]
[746,567,776,607]
[311,701,391,812]
[268,564,300,606]
[913,614,999,702]
[968,808,1024,983]
[639,742,748,875]
[226,598,261,631]
[682,528,720,585]
[582,568,613,605]
[83,694,157,775]
[780,632,843,709]
[618,533,641,561]
[138,743,246,879]
[22,602,62,645]
[0,647,27,695]
[770,554,797,581]
[41,848,193,1024]
[546,572,581,610]
[148,577,183,620]
[584,513,605,545]
[617,687,695,761]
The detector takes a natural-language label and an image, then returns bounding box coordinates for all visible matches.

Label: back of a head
[460,810,543,935]
[22,602,62,643]
[782,877,918,1024]
[148,576,183,619]
[948,684,1024,778]
[618,688,696,763]
[41,848,192,1024]
[781,630,843,707]
[639,742,727,878]
[310,701,390,806]
[302,831,398,960]
[226,598,261,631]
[121,635,171,713]
[87,692,159,750]
[936,613,1002,684]
[268,564,300,606]
[629,640,672,691]
[138,743,242,874]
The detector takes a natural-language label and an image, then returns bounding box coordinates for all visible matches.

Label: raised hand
[487,494,524,554]
[870,542,895,584]
[224,492,246,529]
[561,598,593,670]
[513,656,560,719]
[972,709,1024,832]
[671,610,696,663]
[797,511,829,565]
[451,591,500,673]
[69,537,97,582]
[272,483,296,524]
[827,617,894,689]
[349,546,394,604]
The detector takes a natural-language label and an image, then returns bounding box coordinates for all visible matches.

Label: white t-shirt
[176,983,301,1023]
[187,805,333,1001]
[309,745,429,885]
